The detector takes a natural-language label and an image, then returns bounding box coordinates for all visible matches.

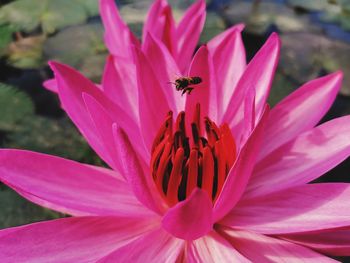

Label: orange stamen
[150,104,237,207]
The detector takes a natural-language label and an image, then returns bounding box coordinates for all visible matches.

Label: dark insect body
[173,76,202,95]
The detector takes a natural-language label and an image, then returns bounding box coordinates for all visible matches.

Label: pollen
[150,104,237,207]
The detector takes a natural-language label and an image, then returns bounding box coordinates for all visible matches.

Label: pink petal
[207,23,244,51]
[0,149,153,217]
[0,216,159,262]
[97,227,184,262]
[162,188,213,240]
[142,33,183,114]
[223,183,350,234]
[82,93,122,172]
[99,0,137,57]
[43,78,58,93]
[208,24,246,120]
[213,106,269,222]
[142,0,176,55]
[281,227,350,256]
[245,115,350,199]
[114,126,164,215]
[133,47,170,152]
[185,45,216,122]
[176,0,206,73]
[187,231,250,262]
[258,71,343,161]
[229,80,256,147]
[49,61,145,168]
[222,228,337,262]
[101,55,139,121]
[223,33,280,128]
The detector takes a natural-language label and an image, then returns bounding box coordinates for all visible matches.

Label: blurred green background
[0,0,349,241]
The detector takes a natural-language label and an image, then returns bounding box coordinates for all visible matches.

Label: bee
[172,76,202,95]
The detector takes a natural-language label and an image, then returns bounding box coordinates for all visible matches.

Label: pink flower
[1,0,350,261]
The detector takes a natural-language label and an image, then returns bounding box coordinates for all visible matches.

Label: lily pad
[268,72,296,107]
[200,11,226,43]
[320,1,350,31]
[0,187,62,228]
[0,24,14,51]
[221,1,320,35]
[76,0,99,17]
[280,32,350,96]
[0,0,99,34]
[0,83,34,131]
[5,117,91,161]
[287,0,331,12]
[7,34,45,69]
[43,23,107,81]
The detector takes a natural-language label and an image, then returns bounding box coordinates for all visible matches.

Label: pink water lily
[1,0,350,262]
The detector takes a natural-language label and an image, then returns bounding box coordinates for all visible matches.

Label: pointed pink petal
[222,228,337,262]
[185,45,217,122]
[176,0,206,73]
[49,61,146,167]
[223,33,280,127]
[207,23,244,50]
[208,24,246,120]
[133,47,170,152]
[48,60,116,167]
[142,0,176,55]
[143,33,183,114]
[187,231,250,262]
[281,227,350,256]
[97,227,184,262]
[228,79,256,147]
[0,216,159,262]
[102,55,139,121]
[99,0,138,57]
[245,115,350,199]
[83,93,122,173]
[114,126,164,215]
[0,149,154,217]
[241,87,256,143]
[43,78,58,93]
[213,106,269,221]
[142,0,168,42]
[223,183,350,234]
[258,71,343,160]
[162,188,213,240]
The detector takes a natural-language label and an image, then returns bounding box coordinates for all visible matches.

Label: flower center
[150,104,236,207]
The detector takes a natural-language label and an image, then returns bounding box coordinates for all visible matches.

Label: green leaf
[7,35,45,69]
[268,72,296,107]
[41,0,86,34]
[44,22,107,81]
[0,83,34,131]
[5,117,91,161]
[200,12,226,43]
[0,0,45,32]
[0,24,14,51]
[76,0,99,17]
[0,0,100,34]
[287,0,331,12]
[0,187,63,228]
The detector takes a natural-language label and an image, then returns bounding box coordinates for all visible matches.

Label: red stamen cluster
[150,104,236,207]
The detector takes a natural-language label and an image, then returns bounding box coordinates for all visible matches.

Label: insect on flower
[171,76,202,95]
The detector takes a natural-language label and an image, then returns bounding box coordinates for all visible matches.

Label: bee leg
[187,87,194,94]
[181,87,194,96]
[176,85,182,91]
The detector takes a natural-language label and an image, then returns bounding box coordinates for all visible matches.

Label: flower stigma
[150,103,237,207]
